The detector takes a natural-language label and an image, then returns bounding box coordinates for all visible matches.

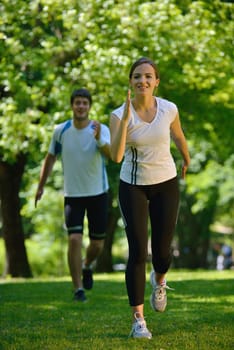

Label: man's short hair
[70,88,92,105]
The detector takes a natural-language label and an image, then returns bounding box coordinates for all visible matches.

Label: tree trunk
[176,188,217,269]
[0,156,32,277]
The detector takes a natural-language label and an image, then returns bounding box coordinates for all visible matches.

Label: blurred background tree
[0,0,233,276]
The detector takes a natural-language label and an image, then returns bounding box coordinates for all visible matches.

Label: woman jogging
[110,57,190,339]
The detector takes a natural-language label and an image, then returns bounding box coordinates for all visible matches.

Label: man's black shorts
[64,192,108,240]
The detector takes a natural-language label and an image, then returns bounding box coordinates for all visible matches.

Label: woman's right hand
[122,89,131,122]
[110,89,131,163]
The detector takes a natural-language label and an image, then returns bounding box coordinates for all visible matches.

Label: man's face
[72,96,91,121]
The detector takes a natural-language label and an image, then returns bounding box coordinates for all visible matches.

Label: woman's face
[130,63,159,96]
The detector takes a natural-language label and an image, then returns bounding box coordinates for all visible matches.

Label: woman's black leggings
[118,177,179,306]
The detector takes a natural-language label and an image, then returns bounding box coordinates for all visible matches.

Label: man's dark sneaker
[82,268,93,290]
[74,289,87,302]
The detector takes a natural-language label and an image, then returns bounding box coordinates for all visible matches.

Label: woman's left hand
[181,163,189,179]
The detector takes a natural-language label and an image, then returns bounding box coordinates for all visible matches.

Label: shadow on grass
[1,273,234,349]
[143,277,234,343]
[0,277,130,346]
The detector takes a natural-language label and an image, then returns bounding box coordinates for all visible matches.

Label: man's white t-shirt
[49,119,110,197]
[111,97,177,185]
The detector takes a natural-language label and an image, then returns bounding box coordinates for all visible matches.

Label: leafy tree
[0,0,233,275]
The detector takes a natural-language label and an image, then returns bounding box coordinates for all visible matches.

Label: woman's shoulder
[157,97,178,114]
[111,102,125,119]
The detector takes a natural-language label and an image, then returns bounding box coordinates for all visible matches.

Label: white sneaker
[150,270,174,312]
[129,312,152,339]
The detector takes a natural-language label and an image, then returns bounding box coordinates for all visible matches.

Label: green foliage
[1,270,233,349]
[0,0,233,269]
[25,236,69,277]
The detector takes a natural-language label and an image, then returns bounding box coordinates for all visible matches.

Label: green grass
[0,270,234,350]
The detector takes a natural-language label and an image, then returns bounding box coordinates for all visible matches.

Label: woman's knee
[129,248,148,264]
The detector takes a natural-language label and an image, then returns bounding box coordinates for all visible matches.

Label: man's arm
[92,121,111,159]
[35,153,57,207]
[98,143,111,159]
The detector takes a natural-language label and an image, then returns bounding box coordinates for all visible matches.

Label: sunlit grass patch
[1,270,233,350]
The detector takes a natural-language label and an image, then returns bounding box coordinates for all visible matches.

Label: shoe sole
[129,331,152,339]
[150,292,166,312]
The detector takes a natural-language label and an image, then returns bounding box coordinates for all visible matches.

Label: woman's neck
[132,95,156,112]
[131,96,157,123]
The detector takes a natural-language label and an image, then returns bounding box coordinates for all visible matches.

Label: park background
[0,1,233,349]
[0,0,233,277]
[0,0,234,277]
